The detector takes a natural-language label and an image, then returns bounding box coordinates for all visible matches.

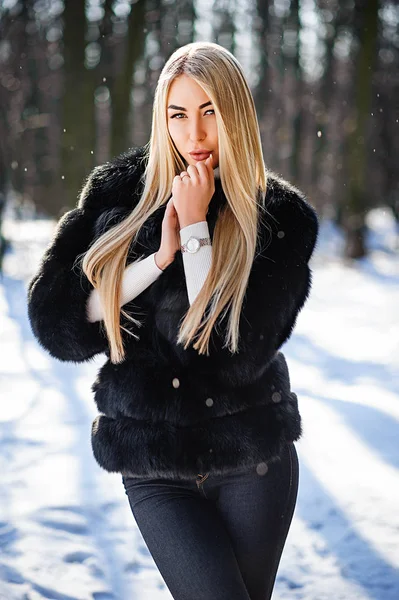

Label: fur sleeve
[26,146,146,363]
[27,208,110,362]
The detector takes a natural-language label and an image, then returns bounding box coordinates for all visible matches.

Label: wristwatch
[181,235,212,253]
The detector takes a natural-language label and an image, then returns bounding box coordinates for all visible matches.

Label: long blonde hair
[80,41,269,364]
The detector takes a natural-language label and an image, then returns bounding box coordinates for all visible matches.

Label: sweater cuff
[179,221,210,245]
[120,252,164,306]
[87,252,163,322]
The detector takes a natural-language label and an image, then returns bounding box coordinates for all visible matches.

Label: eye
[170,109,215,119]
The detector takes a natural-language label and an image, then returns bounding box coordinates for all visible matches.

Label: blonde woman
[27,42,319,600]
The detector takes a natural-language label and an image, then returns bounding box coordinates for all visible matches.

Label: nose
[189,117,206,142]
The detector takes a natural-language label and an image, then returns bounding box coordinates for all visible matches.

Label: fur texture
[27,145,319,480]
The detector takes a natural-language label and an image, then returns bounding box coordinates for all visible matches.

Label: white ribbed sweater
[86,220,212,322]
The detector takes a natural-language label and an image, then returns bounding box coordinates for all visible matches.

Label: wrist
[179,215,207,229]
[155,252,173,271]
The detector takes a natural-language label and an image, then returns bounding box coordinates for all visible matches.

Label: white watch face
[186,236,200,253]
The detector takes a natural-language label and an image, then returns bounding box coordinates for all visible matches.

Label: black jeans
[121,441,299,600]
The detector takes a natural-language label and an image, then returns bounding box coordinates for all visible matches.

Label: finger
[205,153,214,178]
[186,164,200,183]
[166,197,177,213]
[194,161,209,185]
[196,155,213,182]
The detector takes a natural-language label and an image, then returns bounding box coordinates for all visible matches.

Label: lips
[189,151,211,160]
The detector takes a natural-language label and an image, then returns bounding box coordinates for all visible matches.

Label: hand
[171,154,215,229]
[155,197,181,269]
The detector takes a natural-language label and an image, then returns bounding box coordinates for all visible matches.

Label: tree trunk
[344,0,379,259]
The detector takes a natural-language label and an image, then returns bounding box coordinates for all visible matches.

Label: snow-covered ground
[1,204,398,600]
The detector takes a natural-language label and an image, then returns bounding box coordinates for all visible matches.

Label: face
[166,74,219,169]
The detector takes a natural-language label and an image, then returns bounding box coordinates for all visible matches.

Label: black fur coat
[27,145,319,480]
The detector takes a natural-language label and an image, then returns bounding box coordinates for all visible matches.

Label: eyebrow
[167,101,213,111]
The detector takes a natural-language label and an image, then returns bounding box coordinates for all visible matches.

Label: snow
[0,205,398,599]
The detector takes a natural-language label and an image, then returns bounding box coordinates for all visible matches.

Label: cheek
[208,122,218,140]
[168,122,182,142]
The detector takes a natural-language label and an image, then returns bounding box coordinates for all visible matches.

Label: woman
[27,42,319,600]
